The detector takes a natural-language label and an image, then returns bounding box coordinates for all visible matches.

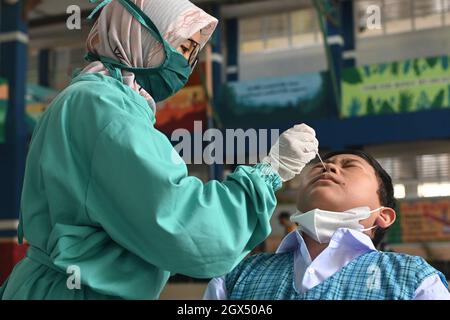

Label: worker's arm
[85,118,281,278]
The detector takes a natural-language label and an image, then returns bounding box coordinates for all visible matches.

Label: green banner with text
[341,55,450,118]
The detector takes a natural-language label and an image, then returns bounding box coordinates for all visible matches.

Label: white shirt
[203,228,450,300]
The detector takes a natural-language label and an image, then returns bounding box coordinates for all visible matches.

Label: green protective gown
[0,72,281,300]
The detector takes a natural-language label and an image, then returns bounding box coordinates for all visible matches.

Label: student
[204,150,450,300]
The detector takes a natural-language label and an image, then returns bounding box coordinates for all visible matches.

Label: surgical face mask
[86,0,192,102]
[290,206,384,244]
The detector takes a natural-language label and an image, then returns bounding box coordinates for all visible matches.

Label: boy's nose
[323,163,338,174]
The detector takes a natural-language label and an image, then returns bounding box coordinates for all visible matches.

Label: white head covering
[82,0,218,112]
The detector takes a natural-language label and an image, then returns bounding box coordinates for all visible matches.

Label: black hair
[321,150,397,248]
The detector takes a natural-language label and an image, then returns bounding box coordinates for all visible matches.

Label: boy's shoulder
[227,251,441,281]
[371,250,429,265]
[356,251,447,287]
[225,252,293,283]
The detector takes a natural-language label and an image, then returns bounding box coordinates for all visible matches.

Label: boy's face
[296,154,384,229]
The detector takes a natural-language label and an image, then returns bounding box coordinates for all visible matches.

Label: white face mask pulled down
[290,207,384,244]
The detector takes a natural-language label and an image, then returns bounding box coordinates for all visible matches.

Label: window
[239,8,322,54]
[291,8,320,47]
[385,0,413,34]
[265,13,290,50]
[414,0,444,30]
[394,184,406,199]
[416,154,450,180]
[27,50,39,85]
[377,153,450,199]
[418,182,450,197]
[445,0,450,25]
[240,17,264,54]
[356,0,449,38]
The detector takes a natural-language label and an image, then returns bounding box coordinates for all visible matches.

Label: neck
[302,232,329,261]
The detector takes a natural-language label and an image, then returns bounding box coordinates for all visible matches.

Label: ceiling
[24,0,312,29]
[26,0,278,21]
[23,0,449,23]
[27,0,96,20]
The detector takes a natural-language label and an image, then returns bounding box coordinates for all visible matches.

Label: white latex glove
[262,124,319,182]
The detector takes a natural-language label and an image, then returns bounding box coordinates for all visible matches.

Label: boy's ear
[376,207,396,228]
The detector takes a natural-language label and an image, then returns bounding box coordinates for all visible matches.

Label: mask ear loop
[369,206,385,214]
[361,225,378,232]
[361,206,386,232]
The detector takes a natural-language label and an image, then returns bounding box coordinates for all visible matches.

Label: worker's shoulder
[64,72,134,103]
[55,73,151,121]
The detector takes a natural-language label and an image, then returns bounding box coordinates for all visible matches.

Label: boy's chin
[301,189,347,212]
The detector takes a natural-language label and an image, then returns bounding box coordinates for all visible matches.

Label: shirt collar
[276,230,299,253]
[276,228,377,254]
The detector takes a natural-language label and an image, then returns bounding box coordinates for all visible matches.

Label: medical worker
[0,0,319,299]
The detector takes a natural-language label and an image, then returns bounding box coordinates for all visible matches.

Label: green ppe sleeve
[86,118,281,278]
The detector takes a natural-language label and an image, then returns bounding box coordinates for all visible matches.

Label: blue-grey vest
[225,251,448,300]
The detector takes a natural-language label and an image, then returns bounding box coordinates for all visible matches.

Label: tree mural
[341,55,450,118]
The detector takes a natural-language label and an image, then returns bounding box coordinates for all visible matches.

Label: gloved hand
[262,124,319,182]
